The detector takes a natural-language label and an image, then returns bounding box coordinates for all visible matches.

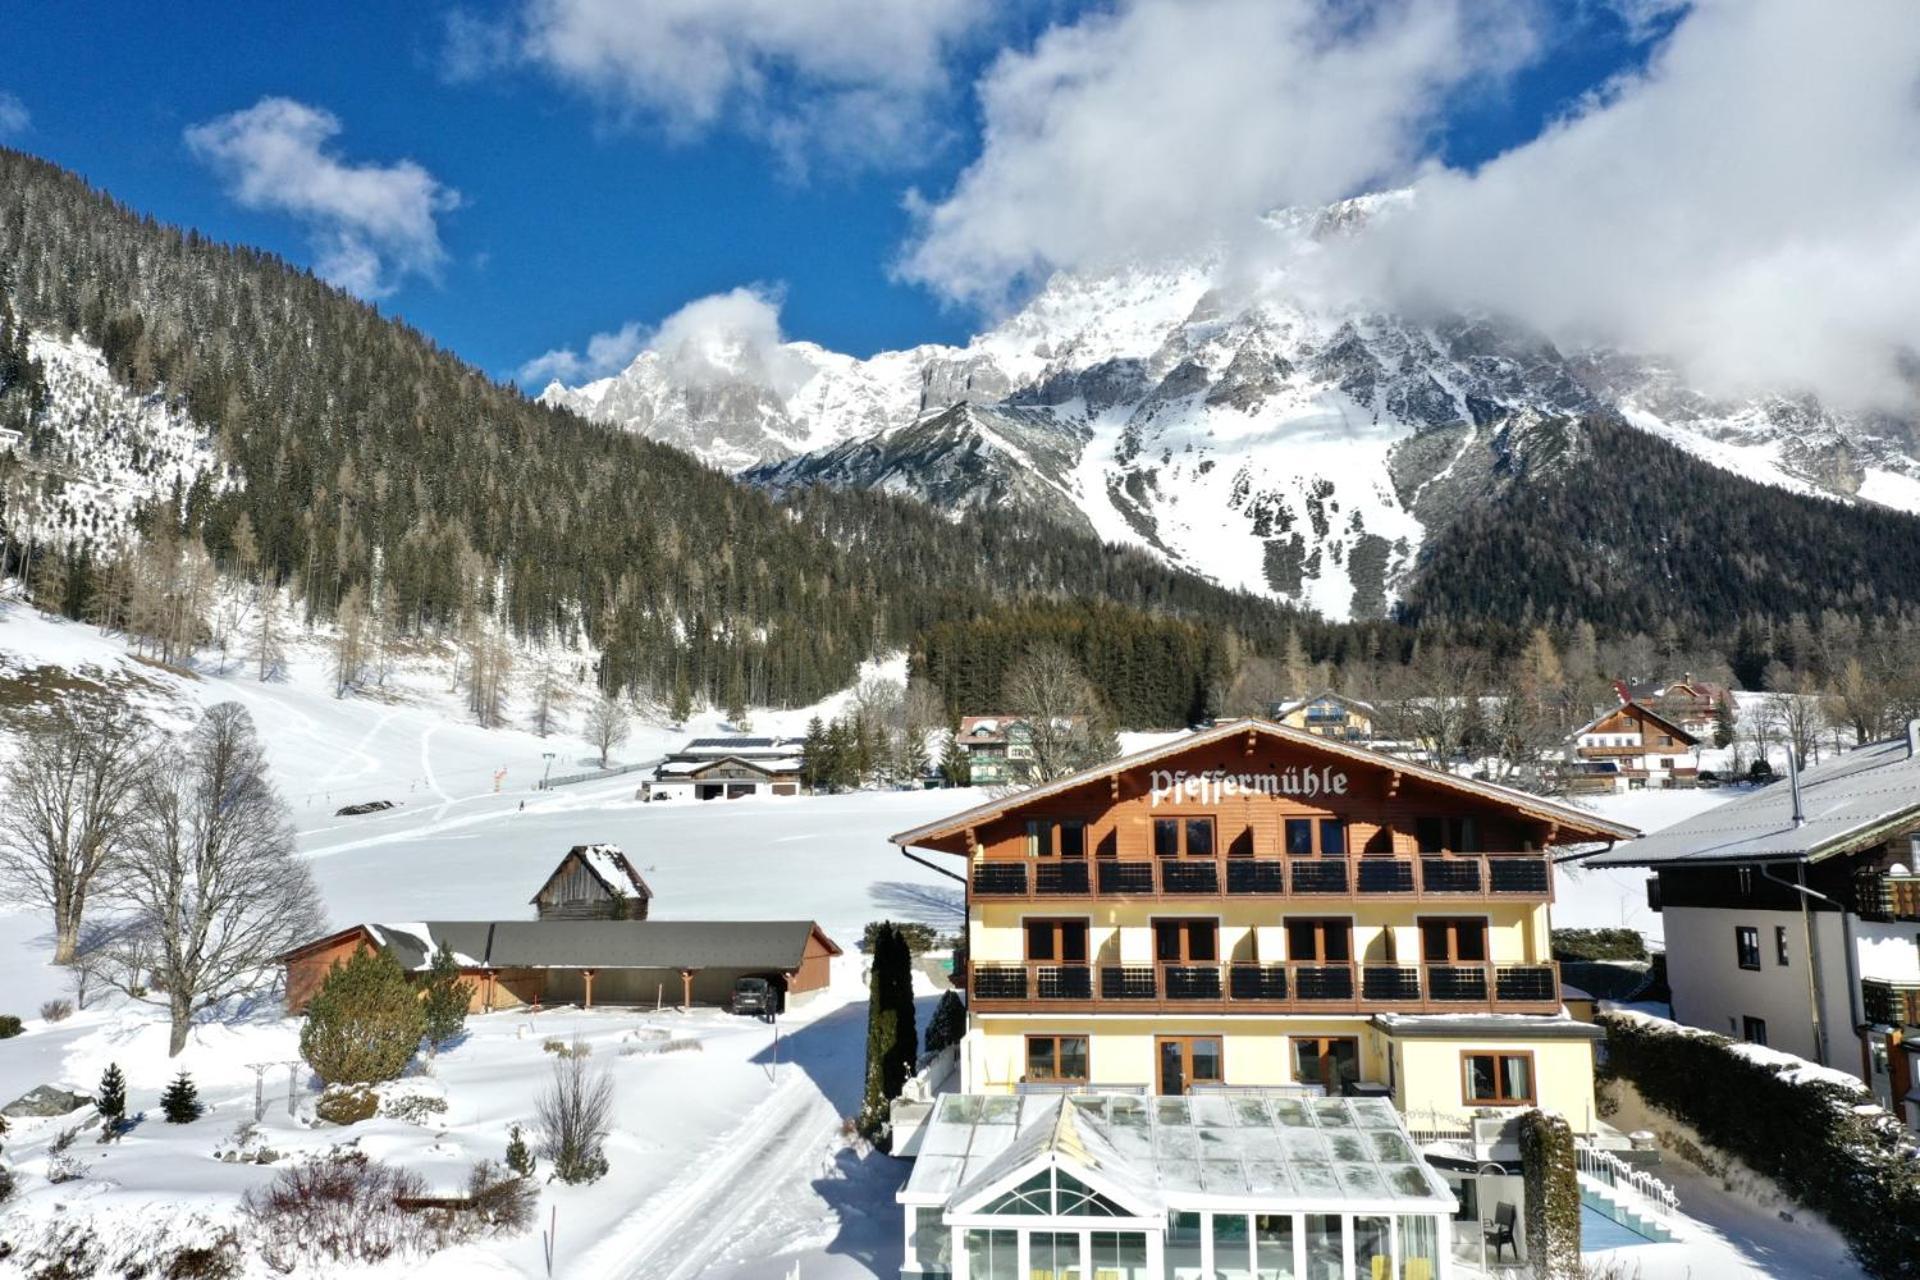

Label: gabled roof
[948,1093,1162,1219]
[892,717,1637,850]
[1588,730,1920,867]
[1570,701,1699,746]
[284,920,840,971]
[532,843,652,904]
[1272,688,1376,717]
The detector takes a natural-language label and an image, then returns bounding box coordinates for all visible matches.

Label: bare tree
[537,1045,614,1183]
[585,694,630,768]
[530,658,563,738]
[1001,645,1116,784]
[333,584,367,697]
[253,587,287,682]
[112,703,326,1055]
[1373,647,1486,766]
[1767,687,1825,769]
[1824,656,1890,746]
[0,708,151,963]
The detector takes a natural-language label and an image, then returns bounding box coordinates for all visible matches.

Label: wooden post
[484,969,497,1011]
[582,969,596,1009]
[680,968,695,1011]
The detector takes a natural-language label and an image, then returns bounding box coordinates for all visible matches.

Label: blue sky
[2,1,1682,381]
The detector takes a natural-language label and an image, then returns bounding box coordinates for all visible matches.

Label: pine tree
[299,946,427,1085]
[96,1062,127,1134]
[421,940,474,1051]
[800,716,828,791]
[160,1070,204,1124]
[505,1122,536,1177]
[938,726,972,788]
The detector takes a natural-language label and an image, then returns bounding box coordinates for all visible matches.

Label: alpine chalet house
[643,734,805,800]
[1269,689,1377,743]
[1620,676,1732,740]
[531,843,652,920]
[1588,724,1920,1129]
[953,716,1038,786]
[1565,701,1700,793]
[890,719,1639,1278]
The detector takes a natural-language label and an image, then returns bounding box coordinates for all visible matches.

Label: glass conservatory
[899,1092,1456,1279]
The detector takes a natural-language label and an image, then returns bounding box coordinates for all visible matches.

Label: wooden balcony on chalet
[1863,978,1920,1028]
[1855,871,1920,922]
[968,852,1553,902]
[967,960,1563,1016]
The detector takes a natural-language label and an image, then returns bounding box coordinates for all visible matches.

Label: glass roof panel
[1190,1095,1238,1127]
[1311,1098,1355,1127]
[1202,1157,1248,1193]
[1384,1164,1436,1198]
[1370,1131,1416,1164]
[1271,1098,1313,1127]
[1335,1163,1387,1198]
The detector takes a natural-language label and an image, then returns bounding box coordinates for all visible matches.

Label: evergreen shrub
[1549,928,1648,962]
[299,948,426,1085]
[1600,1010,1920,1279]
[1517,1109,1579,1280]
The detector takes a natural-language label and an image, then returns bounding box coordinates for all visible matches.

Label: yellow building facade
[893,720,1634,1134]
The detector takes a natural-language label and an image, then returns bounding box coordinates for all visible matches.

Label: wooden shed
[532,843,653,920]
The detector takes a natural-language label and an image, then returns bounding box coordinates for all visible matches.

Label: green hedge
[1550,928,1648,962]
[1599,1011,1920,1280]
[1518,1110,1580,1280]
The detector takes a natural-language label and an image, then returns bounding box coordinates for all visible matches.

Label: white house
[642,735,805,801]
[1565,701,1699,793]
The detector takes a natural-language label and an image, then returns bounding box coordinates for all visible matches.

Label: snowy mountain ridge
[542,204,1920,622]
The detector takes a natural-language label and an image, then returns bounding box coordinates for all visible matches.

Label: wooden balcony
[969,853,1552,902]
[967,960,1563,1016]
[1863,979,1920,1028]
[1855,872,1920,922]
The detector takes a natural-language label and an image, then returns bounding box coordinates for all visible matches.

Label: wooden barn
[532,843,652,920]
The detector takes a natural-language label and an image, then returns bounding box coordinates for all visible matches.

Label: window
[1026,818,1087,858]
[1157,1036,1223,1094]
[1154,918,1219,963]
[1735,926,1761,971]
[1775,925,1790,966]
[1742,1016,1768,1046]
[1025,919,1089,963]
[1286,817,1314,856]
[1737,866,1754,896]
[1025,1034,1089,1082]
[1026,818,1052,858]
[1286,918,1352,962]
[1154,816,1215,858]
[1059,820,1086,859]
[1420,918,1488,963]
[1293,1036,1360,1091]
[1462,1051,1534,1105]
[1415,816,1479,853]
[1319,819,1346,856]
[1659,757,1676,770]
[1286,817,1346,856]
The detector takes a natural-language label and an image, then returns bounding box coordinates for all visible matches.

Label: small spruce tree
[506,1122,536,1178]
[160,1070,204,1124]
[938,728,972,788]
[299,946,428,1085]
[421,940,475,1052]
[96,1062,127,1135]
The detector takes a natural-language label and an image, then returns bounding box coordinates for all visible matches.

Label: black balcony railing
[972,863,1028,896]
[1097,862,1156,895]
[1229,963,1288,1001]
[1362,965,1422,1002]
[1429,964,1490,1002]
[1488,857,1551,895]
[1035,964,1093,1000]
[1293,964,1355,1001]
[1863,979,1920,1027]
[1226,860,1287,894]
[1160,861,1220,895]
[1356,859,1416,894]
[1292,861,1350,894]
[1163,964,1223,1000]
[1034,861,1090,896]
[973,965,1027,1000]
[1495,965,1557,1004]
[1421,859,1483,894]
[1101,965,1158,1000]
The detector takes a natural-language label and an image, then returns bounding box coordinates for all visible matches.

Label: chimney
[1788,746,1805,828]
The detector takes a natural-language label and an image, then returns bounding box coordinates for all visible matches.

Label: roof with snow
[532,843,652,903]
[289,919,839,972]
[899,1091,1454,1213]
[1588,729,1920,867]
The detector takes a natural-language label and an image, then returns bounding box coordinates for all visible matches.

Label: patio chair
[1484,1202,1518,1262]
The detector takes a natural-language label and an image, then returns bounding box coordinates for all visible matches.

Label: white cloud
[0,92,28,137]
[518,319,649,386]
[453,0,983,170]
[1330,0,1920,407]
[899,0,1539,307]
[524,286,809,392]
[185,98,459,299]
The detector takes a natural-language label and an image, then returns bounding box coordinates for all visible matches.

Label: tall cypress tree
[857,922,919,1144]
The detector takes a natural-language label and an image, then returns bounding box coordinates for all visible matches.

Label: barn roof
[334,919,840,972]
[531,843,653,903]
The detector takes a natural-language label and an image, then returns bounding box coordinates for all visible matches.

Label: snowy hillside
[543,199,1920,622]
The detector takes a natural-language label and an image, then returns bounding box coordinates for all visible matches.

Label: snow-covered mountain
[541,201,1920,621]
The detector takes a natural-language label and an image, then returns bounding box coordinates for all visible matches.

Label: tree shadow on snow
[868,880,965,932]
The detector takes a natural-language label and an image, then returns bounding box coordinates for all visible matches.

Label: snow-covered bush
[465,1158,538,1232]
[39,998,72,1022]
[1600,1009,1920,1279]
[299,946,425,1084]
[537,1049,612,1184]
[315,1085,378,1126]
[244,1153,430,1269]
[381,1092,448,1125]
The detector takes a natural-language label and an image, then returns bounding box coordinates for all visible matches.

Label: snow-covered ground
[0,601,967,1277]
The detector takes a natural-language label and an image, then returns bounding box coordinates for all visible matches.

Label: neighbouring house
[0,427,23,456]
[1269,689,1376,743]
[1565,701,1700,793]
[642,735,805,800]
[1587,723,1920,1129]
[892,717,1645,1272]
[954,716,1037,786]
[1619,676,1732,741]
[532,843,652,920]
[280,918,841,1013]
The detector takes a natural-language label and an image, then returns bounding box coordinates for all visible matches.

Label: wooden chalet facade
[1567,701,1700,793]
[532,843,652,920]
[893,719,1636,1133]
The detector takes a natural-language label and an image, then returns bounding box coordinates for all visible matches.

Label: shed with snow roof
[532,843,652,920]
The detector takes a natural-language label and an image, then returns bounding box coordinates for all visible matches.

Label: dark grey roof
[686,737,777,749]
[1369,1014,1602,1041]
[366,920,832,971]
[1588,732,1920,867]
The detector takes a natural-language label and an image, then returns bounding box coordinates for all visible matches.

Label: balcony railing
[1863,978,1920,1028]
[970,961,1562,1015]
[1855,872,1920,922]
[971,852,1552,901]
